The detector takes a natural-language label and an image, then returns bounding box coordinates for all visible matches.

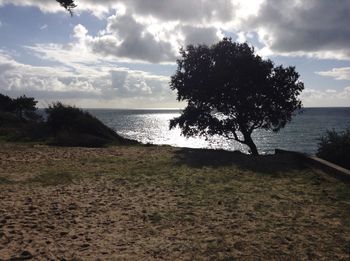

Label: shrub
[317,129,350,169]
[45,103,135,147]
[48,130,110,148]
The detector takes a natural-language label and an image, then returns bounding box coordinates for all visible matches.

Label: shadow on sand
[173,147,307,175]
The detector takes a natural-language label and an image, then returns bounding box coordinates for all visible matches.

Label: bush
[48,131,111,148]
[45,103,135,147]
[317,129,350,169]
[0,93,138,147]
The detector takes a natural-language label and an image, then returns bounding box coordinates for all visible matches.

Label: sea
[88,108,350,155]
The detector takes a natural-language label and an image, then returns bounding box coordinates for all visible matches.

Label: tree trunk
[243,133,259,156]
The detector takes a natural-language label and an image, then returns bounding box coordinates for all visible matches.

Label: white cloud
[40,24,48,30]
[2,0,350,61]
[317,67,350,81]
[0,47,176,107]
[0,0,236,21]
[65,15,224,63]
[301,87,350,107]
[0,0,62,13]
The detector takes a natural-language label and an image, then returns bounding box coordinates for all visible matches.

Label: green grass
[0,176,11,184]
[29,171,73,186]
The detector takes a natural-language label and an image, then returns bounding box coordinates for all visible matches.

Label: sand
[0,143,349,260]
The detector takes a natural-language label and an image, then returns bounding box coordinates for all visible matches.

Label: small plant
[317,129,350,169]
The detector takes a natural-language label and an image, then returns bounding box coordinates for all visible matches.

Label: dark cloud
[127,0,235,23]
[245,0,350,58]
[90,14,176,63]
[181,25,221,46]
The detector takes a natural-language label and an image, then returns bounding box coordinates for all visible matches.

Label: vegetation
[45,102,134,147]
[0,94,39,121]
[56,0,77,15]
[0,94,44,142]
[317,129,350,169]
[0,93,135,147]
[170,38,304,155]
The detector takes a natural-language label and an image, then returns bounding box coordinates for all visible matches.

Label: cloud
[0,48,175,106]
[126,0,235,23]
[301,86,350,107]
[40,24,48,30]
[0,50,101,98]
[0,0,236,21]
[243,0,350,60]
[180,25,222,46]
[316,67,350,80]
[0,0,62,13]
[69,14,224,63]
[89,14,176,63]
[4,0,349,61]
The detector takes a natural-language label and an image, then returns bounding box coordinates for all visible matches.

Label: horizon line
[36,106,350,110]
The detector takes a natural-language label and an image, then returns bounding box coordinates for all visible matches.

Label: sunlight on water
[89,108,350,155]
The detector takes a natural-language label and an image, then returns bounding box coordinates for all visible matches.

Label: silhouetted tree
[56,0,77,15]
[0,93,15,112]
[170,38,304,155]
[12,95,38,120]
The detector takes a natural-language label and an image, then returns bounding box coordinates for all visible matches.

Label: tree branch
[224,132,245,144]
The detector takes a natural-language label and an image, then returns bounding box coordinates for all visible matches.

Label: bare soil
[0,143,349,260]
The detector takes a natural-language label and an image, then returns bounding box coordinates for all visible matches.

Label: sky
[0,0,350,108]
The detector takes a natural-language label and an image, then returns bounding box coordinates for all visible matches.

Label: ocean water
[89,108,350,155]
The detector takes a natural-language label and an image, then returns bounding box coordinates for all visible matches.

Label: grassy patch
[0,176,11,184]
[29,171,73,186]
[148,212,163,224]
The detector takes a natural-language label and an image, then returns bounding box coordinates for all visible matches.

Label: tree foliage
[170,38,304,155]
[13,95,38,120]
[317,129,350,169]
[0,93,14,112]
[0,94,38,121]
[56,0,77,15]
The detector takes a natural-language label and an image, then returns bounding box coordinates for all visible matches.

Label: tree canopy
[13,95,38,120]
[170,38,304,155]
[0,93,14,112]
[56,0,77,15]
[0,94,38,120]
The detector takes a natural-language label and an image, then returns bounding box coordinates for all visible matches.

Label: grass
[0,176,11,184]
[29,171,73,186]
[0,142,349,259]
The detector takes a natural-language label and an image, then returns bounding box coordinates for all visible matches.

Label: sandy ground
[0,143,349,260]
